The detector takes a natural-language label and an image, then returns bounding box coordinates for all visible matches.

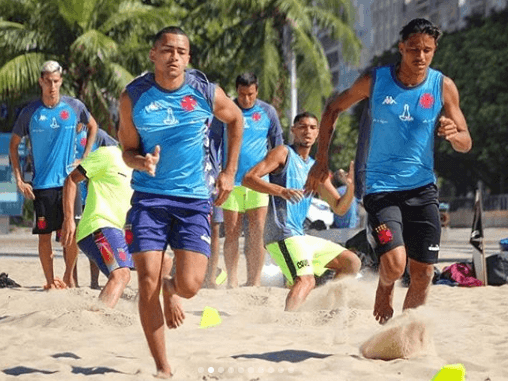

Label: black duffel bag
[486,252,508,286]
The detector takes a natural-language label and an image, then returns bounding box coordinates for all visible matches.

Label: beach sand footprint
[360,310,435,360]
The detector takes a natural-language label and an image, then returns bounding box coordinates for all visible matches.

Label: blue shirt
[264,145,315,244]
[126,69,216,199]
[355,65,444,198]
[222,99,283,185]
[12,96,91,189]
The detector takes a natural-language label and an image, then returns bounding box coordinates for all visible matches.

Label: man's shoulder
[61,95,85,108]
[127,72,154,90]
[185,69,216,94]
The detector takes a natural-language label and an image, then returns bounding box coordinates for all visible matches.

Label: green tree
[178,0,361,123]
[0,0,183,134]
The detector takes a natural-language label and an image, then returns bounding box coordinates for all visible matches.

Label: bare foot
[162,276,185,329]
[373,283,394,324]
[44,277,67,290]
[154,369,173,379]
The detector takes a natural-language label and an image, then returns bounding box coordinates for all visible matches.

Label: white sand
[1,228,507,380]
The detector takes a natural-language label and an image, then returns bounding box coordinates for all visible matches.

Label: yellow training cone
[200,306,222,328]
[215,268,227,285]
[431,364,465,381]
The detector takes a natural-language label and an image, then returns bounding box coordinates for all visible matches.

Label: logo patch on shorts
[95,231,115,265]
[37,217,47,230]
[375,224,393,245]
[200,234,211,245]
[296,259,310,269]
[124,227,133,245]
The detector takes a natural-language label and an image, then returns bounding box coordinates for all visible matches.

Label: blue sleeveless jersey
[12,96,91,189]
[126,69,216,199]
[223,99,283,185]
[355,65,444,198]
[264,145,315,245]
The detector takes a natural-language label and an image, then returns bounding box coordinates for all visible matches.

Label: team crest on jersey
[375,224,393,245]
[382,96,397,105]
[419,93,434,109]
[252,112,261,122]
[181,95,197,111]
[60,110,69,120]
[145,101,163,112]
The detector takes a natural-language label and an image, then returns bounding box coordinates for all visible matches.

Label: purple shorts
[211,205,223,224]
[78,227,133,277]
[126,191,212,257]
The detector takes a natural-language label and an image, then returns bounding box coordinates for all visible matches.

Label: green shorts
[221,185,269,213]
[266,235,346,286]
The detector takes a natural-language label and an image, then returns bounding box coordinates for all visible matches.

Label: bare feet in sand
[374,283,394,324]
[162,276,185,329]
[155,370,173,379]
[43,277,67,290]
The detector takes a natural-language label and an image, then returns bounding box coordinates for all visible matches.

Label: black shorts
[363,183,441,264]
[32,187,82,235]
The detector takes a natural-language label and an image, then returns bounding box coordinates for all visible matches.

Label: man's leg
[38,233,57,288]
[204,222,221,288]
[402,258,434,310]
[324,249,362,279]
[90,260,100,289]
[162,249,208,328]
[62,234,78,288]
[245,207,267,287]
[99,267,131,308]
[374,246,406,324]
[285,275,315,311]
[223,210,243,288]
[133,250,172,378]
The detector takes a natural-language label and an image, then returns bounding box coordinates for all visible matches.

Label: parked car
[304,197,334,231]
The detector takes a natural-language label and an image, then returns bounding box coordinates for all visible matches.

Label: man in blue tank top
[118,26,243,379]
[307,19,472,324]
[9,60,98,290]
[220,73,283,288]
[243,112,360,311]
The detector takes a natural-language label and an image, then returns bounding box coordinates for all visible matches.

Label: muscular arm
[438,76,472,153]
[61,169,86,247]
[117,90,159,175]
[318,162,355,216]
[305,73,371,191]
[9,134,34,199]
[243,145,304,202]
[82,116,98,159]
[212,86,243,205]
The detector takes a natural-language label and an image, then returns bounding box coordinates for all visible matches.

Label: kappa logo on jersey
[399,104,414,122]
[252,112,262,122]
[382,96,397,105]
[50,117,60,129]
[163,107,179,125]
[181,95,197,112]
[39,115,47,121]
[419,93,434,109]
[145,101,163,112]
[375,224,393,245]
[60,110,69,120]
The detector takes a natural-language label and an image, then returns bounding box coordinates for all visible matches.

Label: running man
[60,142,133,308]
[9,60,98,289]
[221,73,284,288]
[243,112,361,311]
[306,18,472,324]
[118,26,243,378]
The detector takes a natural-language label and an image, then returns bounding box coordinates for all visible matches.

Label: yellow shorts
[221,185,269,213]
[266,235,346,286]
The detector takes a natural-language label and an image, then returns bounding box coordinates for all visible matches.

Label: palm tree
[0,0,184,133]
[179,0,361,120]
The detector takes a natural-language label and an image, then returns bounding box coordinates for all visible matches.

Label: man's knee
[109,267,131,285]
[408,263,434,287]
[293,275,316,292]
[379,249,407,282]
[174,277,202,299]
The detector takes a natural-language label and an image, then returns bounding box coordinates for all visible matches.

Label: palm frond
[0,53,47,98]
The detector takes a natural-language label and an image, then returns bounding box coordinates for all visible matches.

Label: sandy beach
[1,227,507,381]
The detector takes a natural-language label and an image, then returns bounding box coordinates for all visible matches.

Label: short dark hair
[235,73,258,89]
[153,26,189,46]
[293,111,318,125]
[399,18,442,42]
